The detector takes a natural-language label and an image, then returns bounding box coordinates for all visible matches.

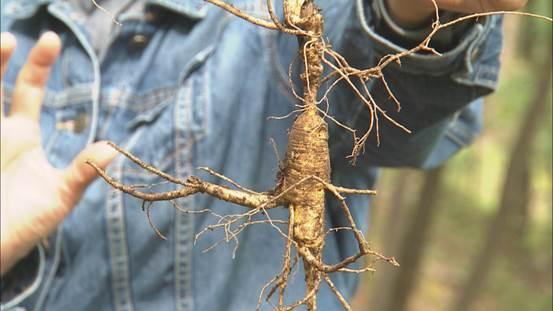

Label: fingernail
[39,31,61,47]
[1,32,17,50]
[99,141,119,157]
[40,31,57,39]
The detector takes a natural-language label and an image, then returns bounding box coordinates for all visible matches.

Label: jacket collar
[2,0,212,20]
[145,0,209,19]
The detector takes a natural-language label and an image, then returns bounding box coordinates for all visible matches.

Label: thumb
[61,141,118,207]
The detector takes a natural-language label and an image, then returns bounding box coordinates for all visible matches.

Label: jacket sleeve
[327,0,503,169]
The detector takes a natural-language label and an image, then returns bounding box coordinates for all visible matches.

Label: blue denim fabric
[1,0,502,310]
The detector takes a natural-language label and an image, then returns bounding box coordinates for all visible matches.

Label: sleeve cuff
[357,0,496,77]
[1,244,46,310]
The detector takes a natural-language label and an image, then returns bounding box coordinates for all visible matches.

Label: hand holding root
[386,0,529,28]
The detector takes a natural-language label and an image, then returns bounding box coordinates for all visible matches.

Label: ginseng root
[88,1,400,310]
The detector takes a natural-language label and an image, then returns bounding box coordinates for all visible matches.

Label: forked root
[87,142,393,310]
[86,149,279,209]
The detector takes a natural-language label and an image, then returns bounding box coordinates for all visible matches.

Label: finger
[1,32,17,118]
[480,0,527,11]
[60,141,118,209]
[434,0,526,13]
[0,32,16,78]
[10,31,61,121]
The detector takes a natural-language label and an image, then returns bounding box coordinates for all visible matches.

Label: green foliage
[354,2,552,309]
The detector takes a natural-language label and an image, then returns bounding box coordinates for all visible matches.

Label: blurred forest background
[351,2,552,311]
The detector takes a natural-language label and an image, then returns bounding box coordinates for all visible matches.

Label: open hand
[386,0,528,27]
[0,32,116,275]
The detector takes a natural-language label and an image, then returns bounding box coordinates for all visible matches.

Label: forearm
[386,0,435,28]
[385,0,528,28]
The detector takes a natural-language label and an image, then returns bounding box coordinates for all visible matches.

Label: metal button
[56,113,89,133]
[144,10,158,23]
[129,34,149,49]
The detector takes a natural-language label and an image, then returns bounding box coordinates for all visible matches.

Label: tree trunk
[516,0,537,61]
[366,170,420,311]
[382,169,419,253]
[450,49,552,311]
[381,166,445,311]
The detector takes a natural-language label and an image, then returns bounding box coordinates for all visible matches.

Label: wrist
[385,0,436,28]
[1,229,31,276]
[1,240,25,275]
[1,199,36,275]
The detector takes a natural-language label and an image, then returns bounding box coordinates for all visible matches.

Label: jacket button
[145,11,158,23]
[55,113,89,133]
[129,34,149,49]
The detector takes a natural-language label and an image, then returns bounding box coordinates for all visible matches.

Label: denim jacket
[0,0,502,310]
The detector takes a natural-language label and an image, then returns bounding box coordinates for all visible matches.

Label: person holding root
[1,0,527,310]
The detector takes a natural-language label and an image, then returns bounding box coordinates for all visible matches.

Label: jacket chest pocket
[118,54,213,185]
[115,9,229,184]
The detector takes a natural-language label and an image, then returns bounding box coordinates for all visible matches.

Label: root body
[280,111,329,248]
[280,110,329,311]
